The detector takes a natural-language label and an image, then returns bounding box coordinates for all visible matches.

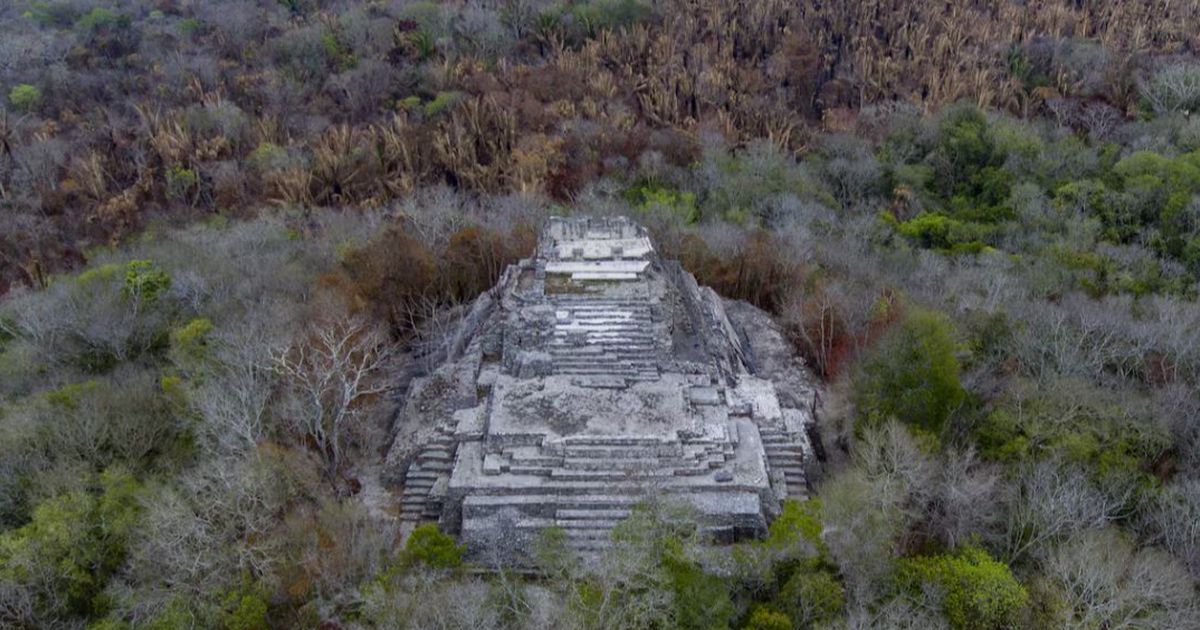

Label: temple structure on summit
[385,216,818,562]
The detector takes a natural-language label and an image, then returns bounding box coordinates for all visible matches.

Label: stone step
[548,345,657,355]
[556,319,650,327]
[554,334,653,342]
[556,508,633,520]
[555,306,652,313]
[549,469,674,482]
[551,357,656,366]
[554,366,650,374]
[552,301,651,308]
[551,360,656,369]
[562,528,612,540]
[459,479,753,497]
[561,446,676,459]
[550,351,656,360]
[546,344,643,355]
[563,457,673,470]
[558,318,652,326]
[552,327,654,335]
[555,369,650,378]
[563,447,708,461]
[673,466,714,476]
[562,436,669,446]
[556,325,651,334]
[508,465,554,476]
[464,494,642,510]
[551,356,654,364]
[554,369,657,378]
[550,352,657,361]
[550,348,656,357]
[556,518,622,529]
[406,470,444,480]
[418,449,454,461]
[507,517,556,529]
[505,455,563,467]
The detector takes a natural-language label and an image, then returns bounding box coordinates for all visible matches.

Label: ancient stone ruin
[385,216,818,562]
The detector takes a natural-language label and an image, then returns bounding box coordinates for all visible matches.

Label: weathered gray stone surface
[385,216,818,563]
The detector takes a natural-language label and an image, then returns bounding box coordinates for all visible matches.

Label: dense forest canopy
[2,1,1200,628]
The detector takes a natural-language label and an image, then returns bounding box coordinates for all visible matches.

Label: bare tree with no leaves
[276,316,395,486]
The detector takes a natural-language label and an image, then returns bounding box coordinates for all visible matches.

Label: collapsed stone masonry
[385,216,818,562]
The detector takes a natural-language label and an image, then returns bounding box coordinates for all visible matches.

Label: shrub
[896,546,1028,629]
[1141,62,1200,114]
[853,307,965,435]
[76,8,121,32]
[778,569,845,627]
[40,372,187,469]
[220,583,269,630]
[122,260,172,307]
[663,546,736,630]
[8,84,42,112]
[74,7,138,59]
[624,182,700,224]
[424,91,463,117]
[24,1,82,27]
[247,143,292,172]
[570,0,653,36]
[765,499,824,553]
[931,105,1007,198]
[0,469,142,621]
[892,211,992,253]
[405,523,464,568]
[165,166,199,203]
[168,317,213,368]
[699,141,834,224]
[743,607,790,630]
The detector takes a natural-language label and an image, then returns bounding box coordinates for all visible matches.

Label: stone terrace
[386,216,818,562]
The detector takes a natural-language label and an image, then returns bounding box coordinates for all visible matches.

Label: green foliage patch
[405,523,465,568]
[896,547,1028,630]
[0,469,143,619]
[854,308,966,436]
[8,84,41,112]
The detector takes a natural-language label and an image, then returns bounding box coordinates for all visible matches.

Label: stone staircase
[548,298,659,382]
[757,425,808,499]
[399,426,458,523]
[470,435,735,553]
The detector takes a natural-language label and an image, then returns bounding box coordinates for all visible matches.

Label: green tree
[405,523,464,568]
[854,308,965,435]
[778,569,845,628]
[664,543,736,630]
[220,583,269,630]
[122,260,172,310]
[8,84,41,112]
[897,547,1028,630]
[744,607,790,630]
[0,469,142,621]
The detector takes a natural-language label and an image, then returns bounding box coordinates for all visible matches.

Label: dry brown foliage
[336,221,535,337]
[3,0,1198,290]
